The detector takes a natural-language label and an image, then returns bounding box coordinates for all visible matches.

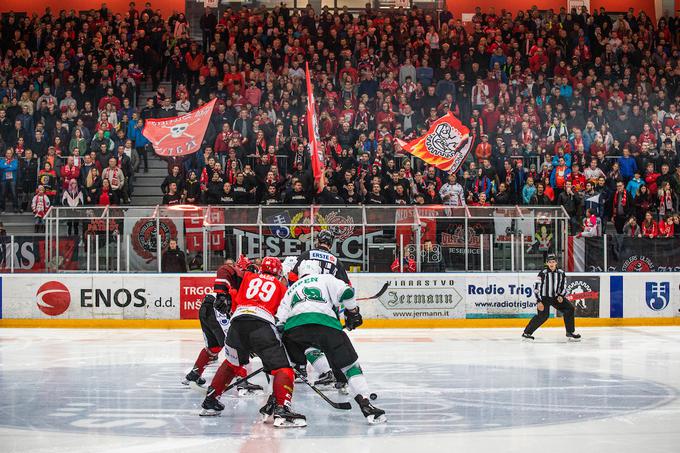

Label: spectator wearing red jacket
[568,164,586,192]
[639,211,658,238]
[644,162,661,196]
[60,157,80,190]
[391,256,416,273]
[657,216,675,238]
[185,42,203,90]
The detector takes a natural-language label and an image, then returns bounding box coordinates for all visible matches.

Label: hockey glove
[344,307,363,331]
[214,293,232,315]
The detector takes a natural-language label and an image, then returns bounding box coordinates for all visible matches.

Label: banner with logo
[351,274,466,319]
[123,209,184,271]
[1,275,179,319]
[585,236,680,272]
[563,275,600,318]
[1,273,678,321]
[623,274,680,318]
[237,207,380,266]
[143,98,216,157]
[465,274,539,318]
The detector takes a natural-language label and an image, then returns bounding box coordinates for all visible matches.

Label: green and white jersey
[277,274,357,331]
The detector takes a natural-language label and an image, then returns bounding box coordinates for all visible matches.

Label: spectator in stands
[102,157,125,203]
[639,211,658,238]
[31,185,50,233]
[658,216,675,238]
[161,238,187,273]
[61,179,84,235]
[0,148,19,213]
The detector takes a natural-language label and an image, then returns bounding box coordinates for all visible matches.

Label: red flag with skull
[143,99,216,157]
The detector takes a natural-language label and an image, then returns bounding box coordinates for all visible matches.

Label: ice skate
[566,332,582,342]
[237,380,264,396]
[182,370,206,388]
[294,364,307,383]
[273,404,307,428]
[335,381,349,395]
[199,390,225,417]
[522,333,535,341]
[314,370,335,387]
[355,395,387,424]
[259,394,276,422]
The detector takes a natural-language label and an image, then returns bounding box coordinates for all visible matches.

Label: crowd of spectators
[0,3,679,238]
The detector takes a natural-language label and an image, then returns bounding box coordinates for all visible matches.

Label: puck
[369,393,377,400]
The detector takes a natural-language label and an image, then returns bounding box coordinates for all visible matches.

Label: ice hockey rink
[1,327,679,453]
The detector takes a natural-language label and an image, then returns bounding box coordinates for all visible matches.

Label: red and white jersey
[231,271,287,324]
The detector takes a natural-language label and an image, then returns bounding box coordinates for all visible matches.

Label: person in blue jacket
[128,115,151,173]
[618,147,638,182]
[0,148,20,213]
[625,170,645,199]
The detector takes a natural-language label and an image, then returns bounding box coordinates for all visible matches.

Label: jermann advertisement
[352,274,465,319]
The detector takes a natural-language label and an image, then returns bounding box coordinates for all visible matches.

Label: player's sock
[208,360,244,398]
[305,348,331,375]
[271,367,295,407]
[341,362,370,399]
[192,347,220,376]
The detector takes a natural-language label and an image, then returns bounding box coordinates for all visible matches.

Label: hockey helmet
[316,229,334,247]
[260,256,283,276]
[298,259,322,277]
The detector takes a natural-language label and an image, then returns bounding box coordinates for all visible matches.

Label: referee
[522,254,581,341]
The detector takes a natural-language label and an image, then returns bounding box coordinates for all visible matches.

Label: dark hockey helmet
[316,229,334,247]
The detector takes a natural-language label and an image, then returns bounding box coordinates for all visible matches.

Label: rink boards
[0,272,678,327]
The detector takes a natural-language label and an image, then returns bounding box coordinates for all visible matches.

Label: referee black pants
[524,296,575,335]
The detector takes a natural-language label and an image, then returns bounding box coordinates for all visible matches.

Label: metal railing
[1,204,573,274]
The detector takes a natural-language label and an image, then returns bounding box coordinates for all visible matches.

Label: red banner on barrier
[179,276,214,319]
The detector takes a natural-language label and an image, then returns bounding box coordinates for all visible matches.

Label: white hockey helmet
[282,256,297,277]
[298,259,322,277]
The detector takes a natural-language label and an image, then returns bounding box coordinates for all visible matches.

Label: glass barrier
[16,204,671,274]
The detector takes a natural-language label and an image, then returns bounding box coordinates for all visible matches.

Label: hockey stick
[224,366,264,392]
[356,282,390,301]
[293,369,352,410]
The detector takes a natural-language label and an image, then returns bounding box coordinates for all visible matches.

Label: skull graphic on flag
[143,99,217,157]
[396,112,474,173]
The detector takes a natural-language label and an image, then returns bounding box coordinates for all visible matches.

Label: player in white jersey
[276,260,386,424]
[281,255,338,388]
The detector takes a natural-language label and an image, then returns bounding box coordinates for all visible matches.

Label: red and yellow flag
[396,112,473,173]
[305,63,325,193]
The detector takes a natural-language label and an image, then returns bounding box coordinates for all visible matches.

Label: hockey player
[200,257,306,428]
[288,230,349,284]
[277,260,387,424]
[281,256,336,387]
[182,256,263,395]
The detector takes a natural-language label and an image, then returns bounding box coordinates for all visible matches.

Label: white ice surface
[0,327,679,453]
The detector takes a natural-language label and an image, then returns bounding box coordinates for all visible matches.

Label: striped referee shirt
[534,268,567,300]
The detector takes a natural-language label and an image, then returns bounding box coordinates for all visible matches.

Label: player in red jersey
[182,256,262,395]
[200,256,306,428]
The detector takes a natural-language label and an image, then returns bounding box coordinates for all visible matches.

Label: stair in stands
[131,152,168,206]
[1,212,35,236]
[130,83,172,206]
